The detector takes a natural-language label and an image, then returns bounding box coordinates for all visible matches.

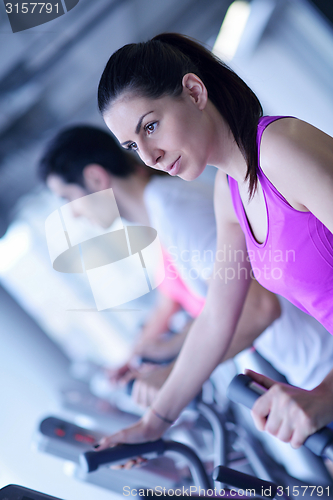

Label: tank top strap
[227,175,253,243]
[228,116,297,243]
[256,116,296,209]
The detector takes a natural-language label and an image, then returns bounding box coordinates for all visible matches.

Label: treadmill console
[0,484,64,500]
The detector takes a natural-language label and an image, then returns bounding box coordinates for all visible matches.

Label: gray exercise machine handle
[227,374,333,460]
[212,466,278,499]
[80,439,212,489]
[80,439,166,472]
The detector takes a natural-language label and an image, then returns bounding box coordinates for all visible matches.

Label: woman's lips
[166,156,181,176]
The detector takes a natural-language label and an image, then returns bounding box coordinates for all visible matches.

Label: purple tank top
[228,116,333,334]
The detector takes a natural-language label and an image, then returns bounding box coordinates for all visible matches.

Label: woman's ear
[82,164,112,192]
[182,73,208,110]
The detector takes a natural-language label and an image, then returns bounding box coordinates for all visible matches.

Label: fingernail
[93,444,100,449]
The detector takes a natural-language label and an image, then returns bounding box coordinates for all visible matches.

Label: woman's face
[103,78,214,181]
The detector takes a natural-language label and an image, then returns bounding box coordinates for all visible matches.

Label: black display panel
[0,484,65,500]
[310,0,333,25]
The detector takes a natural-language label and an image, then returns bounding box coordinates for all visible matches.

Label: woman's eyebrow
[121,111,154,147]
[135,111,154,134]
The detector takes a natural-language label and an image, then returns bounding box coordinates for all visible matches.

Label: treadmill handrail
[227,374,333,461]
[80,438,212,489]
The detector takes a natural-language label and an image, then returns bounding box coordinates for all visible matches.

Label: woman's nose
[139,144,163,168]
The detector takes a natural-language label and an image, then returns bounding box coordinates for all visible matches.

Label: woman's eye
[127,142,138,151]
[144,122,157,134]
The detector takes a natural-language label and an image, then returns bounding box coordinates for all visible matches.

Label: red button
[55,428,66,437]
[74,433,95,444]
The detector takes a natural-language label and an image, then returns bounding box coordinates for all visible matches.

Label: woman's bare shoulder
[260,117,333,221]
[261,117,333,178]
[260,118,333,222]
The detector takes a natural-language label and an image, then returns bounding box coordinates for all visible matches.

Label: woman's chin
[178,168,205,182]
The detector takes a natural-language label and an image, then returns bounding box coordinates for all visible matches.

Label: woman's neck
[206,100,248,183]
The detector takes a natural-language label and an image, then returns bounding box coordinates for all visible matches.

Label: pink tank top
[228,116,333,334]
[159,249,205,318]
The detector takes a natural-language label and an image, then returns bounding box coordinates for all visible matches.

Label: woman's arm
[126,282,280,408]
[96,172,252,448]
[222,281,280,361]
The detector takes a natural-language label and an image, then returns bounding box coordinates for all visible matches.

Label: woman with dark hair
[95,33,333,451]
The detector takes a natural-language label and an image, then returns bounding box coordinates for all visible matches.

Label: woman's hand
[131,363,174,407]
[107,327,188,388]
[107,319,188,386]
[94,410,171,469]
[133,329,188,361]
[108,362,174,407]
[107,358,139,386]
[246,369,333,449]
[95,409,171,450]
